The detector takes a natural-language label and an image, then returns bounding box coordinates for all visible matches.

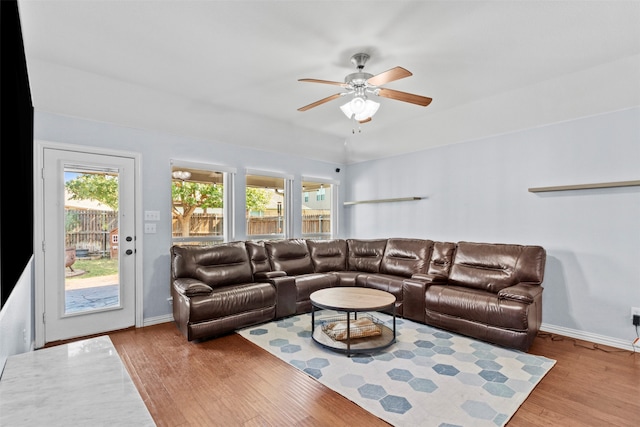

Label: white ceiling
[17,0,640,164]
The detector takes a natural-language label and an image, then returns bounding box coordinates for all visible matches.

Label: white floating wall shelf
[344,197,423,205]
[528,180,640,193]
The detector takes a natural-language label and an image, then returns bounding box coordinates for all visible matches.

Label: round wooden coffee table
[310,287,396,357]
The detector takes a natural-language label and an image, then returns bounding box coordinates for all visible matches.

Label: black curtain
[0,0,34,307]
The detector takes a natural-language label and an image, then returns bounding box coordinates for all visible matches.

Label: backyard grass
[68,257,118,279]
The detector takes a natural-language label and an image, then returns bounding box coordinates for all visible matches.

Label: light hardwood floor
[108,322,639,427]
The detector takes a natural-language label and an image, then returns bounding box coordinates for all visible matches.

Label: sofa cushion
[448,242,545,293]
[246,240,271,274]
[307,239,348,272]
[380,238,433,277]
[172,242,253,288]
[347,239,387,273]
[356,273,404,316]
[427,241,456,277]
[188,282,276,323]
[331,271,363,287]
[425,284,530,331]
[295,273,339,301]
[265,239,314,275]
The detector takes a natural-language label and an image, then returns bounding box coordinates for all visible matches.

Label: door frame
[34,140,144,349]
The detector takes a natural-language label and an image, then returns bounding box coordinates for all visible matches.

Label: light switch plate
[144,210,160,221]
[144,223,156,233]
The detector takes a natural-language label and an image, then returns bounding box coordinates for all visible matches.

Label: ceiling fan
[298,52,432,124]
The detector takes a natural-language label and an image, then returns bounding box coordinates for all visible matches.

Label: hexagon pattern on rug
[239,312,555,427]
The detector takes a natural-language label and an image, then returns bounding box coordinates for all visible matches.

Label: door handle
[125,249,133,255]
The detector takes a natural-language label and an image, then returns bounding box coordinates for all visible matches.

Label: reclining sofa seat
[264,239,339,314]
[406,241,546,351]
[306,238,353,285]
[171,242,277,341]
[349,238,434,317]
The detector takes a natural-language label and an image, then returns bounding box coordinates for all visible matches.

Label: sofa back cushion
[380,238,433,277]
[245,240,271,274]
[347,239,387,273]
[427,241,457,277]
[265,239,314,275]
[448,242,546,293]
[171,242,253,288]
[307,239,348,272]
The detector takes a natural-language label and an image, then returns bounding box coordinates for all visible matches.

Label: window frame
[170,160,236,245]
[301,176,339,240]
[245,169,293,241]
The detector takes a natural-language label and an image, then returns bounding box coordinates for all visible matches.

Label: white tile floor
[0,336,155,426]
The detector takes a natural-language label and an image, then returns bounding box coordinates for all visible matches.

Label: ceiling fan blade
[299,78,349,88]
[377,88,432,107]
[298,93,343,112]
[358,117,372,124]
[367,66,412,86]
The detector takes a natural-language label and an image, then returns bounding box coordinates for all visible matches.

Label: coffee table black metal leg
[392,305,396,343]
[346,310,351,357]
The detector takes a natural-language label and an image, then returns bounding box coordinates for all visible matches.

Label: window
[301,179,336,240]
[245,171,291,240]
[171,161,235,246]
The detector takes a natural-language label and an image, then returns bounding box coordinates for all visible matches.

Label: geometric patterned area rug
[238,311,556,427]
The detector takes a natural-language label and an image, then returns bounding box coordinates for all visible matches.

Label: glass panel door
[43,148,136,343]
[64,166,120,314]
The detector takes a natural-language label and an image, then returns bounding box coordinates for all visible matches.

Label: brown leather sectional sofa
[171,238,546,351]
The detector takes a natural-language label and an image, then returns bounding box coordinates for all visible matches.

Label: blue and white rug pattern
[238,311,555,427]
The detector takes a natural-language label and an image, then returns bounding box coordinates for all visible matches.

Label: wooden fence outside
[65,210,332,250]
[65,209,118,255]
[172,213,330,237]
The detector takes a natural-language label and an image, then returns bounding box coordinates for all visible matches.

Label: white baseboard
[143,314,174,327]
[540,323,638,352]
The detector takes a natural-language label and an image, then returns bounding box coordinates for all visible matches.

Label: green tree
[246,187,272,214]
[172,182,223,237]
[172,183,271,237]
[65,174,118,210]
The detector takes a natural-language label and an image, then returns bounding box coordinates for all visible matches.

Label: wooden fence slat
[65,209,118,255]
[172,213,330,237]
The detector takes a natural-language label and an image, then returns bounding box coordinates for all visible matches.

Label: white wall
[0,258,34,376]
[345,107,640,348]
[34,112,344,321]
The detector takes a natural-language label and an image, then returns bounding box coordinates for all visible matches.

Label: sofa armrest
[498,283,543,304]
[173,278,213,297]
[411,273,448,283]
[261,275,296,318]
[402,278,429,323]
[254,270,287,280]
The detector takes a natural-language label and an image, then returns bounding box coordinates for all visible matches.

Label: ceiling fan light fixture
[340,97,380,121]
[351,96,366,114]
[298,52,430,129]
